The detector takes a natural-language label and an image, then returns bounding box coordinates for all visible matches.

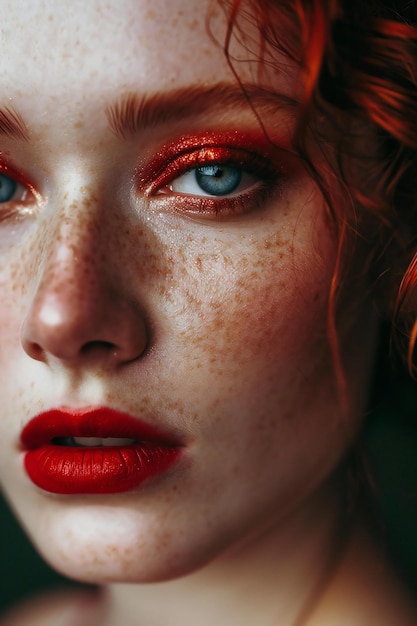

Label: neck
[101,473,353,626]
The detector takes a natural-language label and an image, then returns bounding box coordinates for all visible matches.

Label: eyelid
[135,132,301,221]
[137,131,287,195]
[147,146,276,197]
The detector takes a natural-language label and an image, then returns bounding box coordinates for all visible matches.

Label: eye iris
[195,165,242,196]
[0,174,17,203]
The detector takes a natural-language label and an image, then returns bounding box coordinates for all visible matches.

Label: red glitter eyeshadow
[134,130,301,219]
[137,130,285,194]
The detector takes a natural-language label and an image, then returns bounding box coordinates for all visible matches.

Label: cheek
[0,259,33,413]
[0,218,48,338]
[163,221,351,461]
[161,227,334,402]
[139,221,347,502]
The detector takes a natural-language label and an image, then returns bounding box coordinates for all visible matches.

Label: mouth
[21,407,182,495]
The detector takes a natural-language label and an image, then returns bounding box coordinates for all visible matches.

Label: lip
[21,407,182,495]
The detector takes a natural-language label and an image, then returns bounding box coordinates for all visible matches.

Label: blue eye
[0,173,17,203]
[170,164,257,199]
[195,165,242,196]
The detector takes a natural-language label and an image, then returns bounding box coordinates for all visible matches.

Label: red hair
[219,0,417,381]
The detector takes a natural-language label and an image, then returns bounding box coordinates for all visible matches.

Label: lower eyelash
[150,180,279,220]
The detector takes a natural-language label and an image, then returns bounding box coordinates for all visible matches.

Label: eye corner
[0,160,40,209]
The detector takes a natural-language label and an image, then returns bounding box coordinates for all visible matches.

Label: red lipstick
[21,408,182,495]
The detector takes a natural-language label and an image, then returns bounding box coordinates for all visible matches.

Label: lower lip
[24,444,181,495]
[21,408,182,495]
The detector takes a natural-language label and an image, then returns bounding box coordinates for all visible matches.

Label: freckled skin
[0,0,380,606]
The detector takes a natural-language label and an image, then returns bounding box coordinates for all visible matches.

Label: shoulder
[0,589,104,626]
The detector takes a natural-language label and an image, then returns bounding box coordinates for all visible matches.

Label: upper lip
[21,407,180,450]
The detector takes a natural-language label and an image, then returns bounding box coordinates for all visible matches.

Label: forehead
[0,0,297,125]
[1,1,210,93]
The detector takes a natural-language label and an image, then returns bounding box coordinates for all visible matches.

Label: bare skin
[2,515,417,626]
[0,1,415,625]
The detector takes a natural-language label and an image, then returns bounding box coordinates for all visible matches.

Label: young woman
[0,0,417,624]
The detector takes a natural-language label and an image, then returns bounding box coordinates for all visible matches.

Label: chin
[37,537,225,586]
[24,503,229,585]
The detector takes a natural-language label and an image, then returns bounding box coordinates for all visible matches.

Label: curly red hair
[220,0,417,381]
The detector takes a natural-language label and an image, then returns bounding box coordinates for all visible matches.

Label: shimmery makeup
[138,131,285,190]
[137,131,296,219]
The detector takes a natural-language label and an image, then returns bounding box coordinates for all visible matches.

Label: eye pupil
[195,165,242,196]
[0,174,17,203]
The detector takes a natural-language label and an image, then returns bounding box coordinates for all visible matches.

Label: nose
[21,213,148,368]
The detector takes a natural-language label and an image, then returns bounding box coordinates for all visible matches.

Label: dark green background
[1,379,417,616]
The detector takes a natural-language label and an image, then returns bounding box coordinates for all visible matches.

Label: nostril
[21,339,46,363]
[80,340,116,353]
[79,340,119,359]
[20,272,149,366]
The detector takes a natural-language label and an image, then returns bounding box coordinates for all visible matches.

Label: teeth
[72,437,136,447]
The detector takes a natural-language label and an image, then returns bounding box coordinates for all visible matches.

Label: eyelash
[141,143,282,219]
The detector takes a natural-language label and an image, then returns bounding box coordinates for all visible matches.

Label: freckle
[178,247,187,262]
[104,544,117,557]
[187,18,199,29]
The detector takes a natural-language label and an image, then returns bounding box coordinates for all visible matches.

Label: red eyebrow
[106,83,297,139]
[0,106,30,142]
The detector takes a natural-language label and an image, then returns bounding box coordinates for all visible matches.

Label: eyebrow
[0,105,30,142]
[106,84,297,139]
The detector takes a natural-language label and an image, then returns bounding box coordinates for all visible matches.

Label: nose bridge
[24,189,108,351]
[21,185,149,366]
[36,189,104,308]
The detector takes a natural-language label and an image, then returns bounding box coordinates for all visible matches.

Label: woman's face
[0,0,377,583]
